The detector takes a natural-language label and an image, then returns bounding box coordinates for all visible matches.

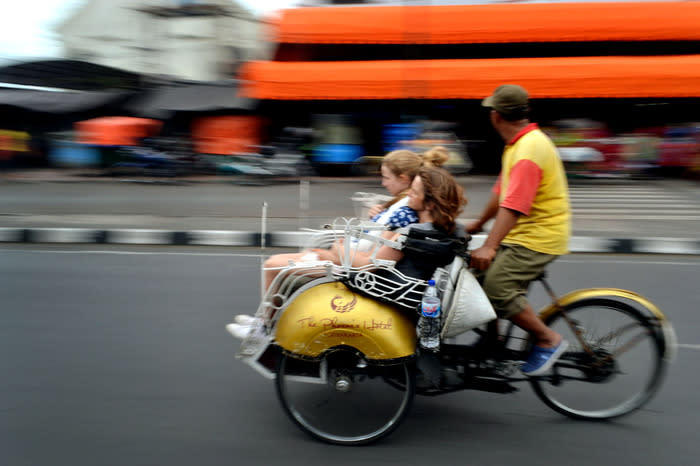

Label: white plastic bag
[441,268,496,338]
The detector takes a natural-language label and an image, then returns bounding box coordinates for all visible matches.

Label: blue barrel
[312,144,364,164]
[48,140,101,167]
[382,123,420,153]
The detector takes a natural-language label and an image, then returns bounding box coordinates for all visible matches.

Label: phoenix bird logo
[330,293,358,313]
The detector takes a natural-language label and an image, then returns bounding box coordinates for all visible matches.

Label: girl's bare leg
[263,252,311,290]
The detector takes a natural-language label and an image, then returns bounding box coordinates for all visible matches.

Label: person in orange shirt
[468,84,571,376]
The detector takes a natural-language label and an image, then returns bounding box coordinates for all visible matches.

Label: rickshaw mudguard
[274,282,417,360]
[537,287,677,361]
[537,288,668,321]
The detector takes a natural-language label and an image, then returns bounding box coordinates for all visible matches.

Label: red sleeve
[500,159,542,216]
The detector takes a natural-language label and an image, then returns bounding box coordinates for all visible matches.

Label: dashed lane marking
[677,344,700,350]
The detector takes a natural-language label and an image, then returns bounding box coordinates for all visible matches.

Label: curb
[1,227,699,255]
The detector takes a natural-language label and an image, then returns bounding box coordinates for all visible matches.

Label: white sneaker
[234,314,259,326]
[226,323,252,340]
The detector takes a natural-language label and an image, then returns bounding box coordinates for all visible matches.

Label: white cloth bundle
[441,268,497,338]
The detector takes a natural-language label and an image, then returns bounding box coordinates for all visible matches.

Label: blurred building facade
[57,0,267,82]
[238,1,700,175]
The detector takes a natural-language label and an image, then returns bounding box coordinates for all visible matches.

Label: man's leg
[482,244,563,347]
[481,244,568,374]
[510,305,561,348]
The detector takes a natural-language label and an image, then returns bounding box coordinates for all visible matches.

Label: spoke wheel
[531,298,669,420]
[276,348,415,445]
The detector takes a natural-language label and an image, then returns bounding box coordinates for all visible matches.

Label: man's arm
[470,206,520,270]
[466,189,500,234]
[469,159,541,270]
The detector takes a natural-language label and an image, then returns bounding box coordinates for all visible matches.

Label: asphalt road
[1,245,699,466]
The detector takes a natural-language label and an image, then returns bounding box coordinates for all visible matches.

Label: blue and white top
[371,197,419,229]
[356,197,418,252]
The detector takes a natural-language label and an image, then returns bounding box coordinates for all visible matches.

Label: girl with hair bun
[421,145,450,168]
[367,146,449,227]
[314,165,468,281]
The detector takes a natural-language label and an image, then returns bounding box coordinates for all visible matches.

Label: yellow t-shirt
[497,124,571,255]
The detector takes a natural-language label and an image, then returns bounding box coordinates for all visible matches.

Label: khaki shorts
[478,243,558,319]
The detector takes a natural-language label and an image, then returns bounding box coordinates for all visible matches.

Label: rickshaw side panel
[275,282,417,360]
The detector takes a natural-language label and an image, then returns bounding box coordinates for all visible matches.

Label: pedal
[490,359,521,378]
[467,377,519,394]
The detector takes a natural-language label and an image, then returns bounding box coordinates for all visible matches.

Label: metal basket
[268,217,428,317]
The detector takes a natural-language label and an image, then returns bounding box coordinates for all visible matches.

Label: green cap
[482,84,529,117]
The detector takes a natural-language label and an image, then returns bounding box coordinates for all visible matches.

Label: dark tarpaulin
[0,89,134,114]
[0,59,142,91]
[126,82,256,118]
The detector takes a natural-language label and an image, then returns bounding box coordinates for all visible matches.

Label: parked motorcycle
[217,127,316,180]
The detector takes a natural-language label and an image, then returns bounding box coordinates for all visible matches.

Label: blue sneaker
[521,339,569,376]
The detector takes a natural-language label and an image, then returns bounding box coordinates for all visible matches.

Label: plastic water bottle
[419,280,441,351]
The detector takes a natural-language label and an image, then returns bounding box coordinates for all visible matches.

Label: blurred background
[1,0,699,180]
[3,4,700,463]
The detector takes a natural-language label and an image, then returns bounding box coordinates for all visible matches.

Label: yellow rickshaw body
[274,282,417,360]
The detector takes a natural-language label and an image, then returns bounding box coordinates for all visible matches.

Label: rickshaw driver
[467,84,571,376]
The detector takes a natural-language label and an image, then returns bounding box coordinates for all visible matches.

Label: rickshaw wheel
[275,347,415,445]
[530,298,669,420]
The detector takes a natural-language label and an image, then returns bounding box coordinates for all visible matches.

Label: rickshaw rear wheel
[530,298,669,420]
[275,347,415,445]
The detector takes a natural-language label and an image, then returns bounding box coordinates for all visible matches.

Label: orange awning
[273,2,700,44]
[238,55,700,100]
[191,115,262,155]
[74,117,162,146]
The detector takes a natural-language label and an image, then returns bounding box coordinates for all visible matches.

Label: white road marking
[573,207,700,213]
[567,185,699,220]
[557,257,700,266]
[573,215,700,220]
[677,344,700,351]
[570,194,682,200]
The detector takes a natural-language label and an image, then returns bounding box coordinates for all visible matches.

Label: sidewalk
[1,168,699,255]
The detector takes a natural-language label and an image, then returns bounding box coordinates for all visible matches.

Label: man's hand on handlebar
[469,245,497,271]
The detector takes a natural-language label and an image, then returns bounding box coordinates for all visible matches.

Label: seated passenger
[262,147,449,293]
[363,146,450,248]
[314,166,467,289]
[226,164,465,339]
